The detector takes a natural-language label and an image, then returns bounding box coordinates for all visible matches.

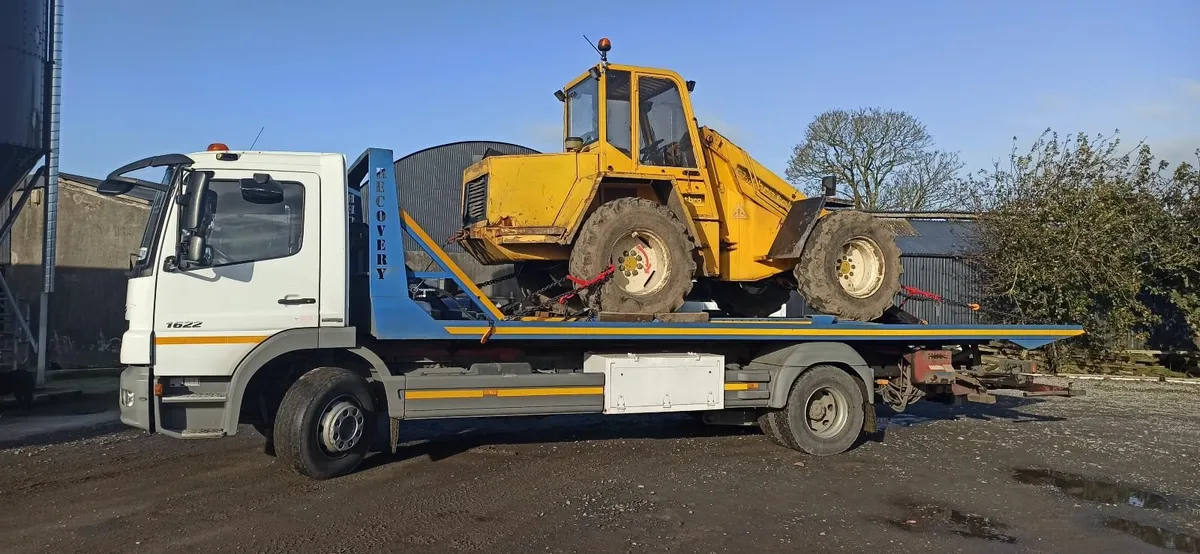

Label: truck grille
[463,175,488,225]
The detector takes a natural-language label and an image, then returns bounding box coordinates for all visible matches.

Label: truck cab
[103,145,350,436]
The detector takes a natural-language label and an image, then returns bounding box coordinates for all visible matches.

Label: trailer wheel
[274,367,376,480]
[795,210,901,321]
[777,365,865,456]
[570,198,696,315]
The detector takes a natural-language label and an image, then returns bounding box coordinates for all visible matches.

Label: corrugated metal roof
[892,218,979,257]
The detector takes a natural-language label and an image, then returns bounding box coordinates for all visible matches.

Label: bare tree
[785,108,963,211]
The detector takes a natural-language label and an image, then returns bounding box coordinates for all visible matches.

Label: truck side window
[637,76,697,169]
[204,179,304,266]
[606,70,632,157]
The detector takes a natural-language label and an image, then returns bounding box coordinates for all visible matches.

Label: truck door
[151,170,320,377]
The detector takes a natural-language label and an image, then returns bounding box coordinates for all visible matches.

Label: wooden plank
[656,312,710,323]
[598,312,655,323]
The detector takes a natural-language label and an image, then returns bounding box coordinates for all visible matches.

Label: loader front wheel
[795,210,901,321]
[570,198,696,315]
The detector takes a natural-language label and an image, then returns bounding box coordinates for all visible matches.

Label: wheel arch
[222,327,389,436]
[562,176,706,273]
[754,341,874,409]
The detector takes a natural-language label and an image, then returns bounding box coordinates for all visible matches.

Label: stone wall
[7,178,150,367]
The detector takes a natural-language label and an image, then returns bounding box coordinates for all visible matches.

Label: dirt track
[2,380,1198,553]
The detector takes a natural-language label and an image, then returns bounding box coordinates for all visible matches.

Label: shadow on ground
[358,393,1060,472]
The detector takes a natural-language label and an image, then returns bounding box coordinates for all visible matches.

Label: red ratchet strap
[559,265,616,304]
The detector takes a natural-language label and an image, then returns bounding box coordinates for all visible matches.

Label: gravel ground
[0,379,1197,553]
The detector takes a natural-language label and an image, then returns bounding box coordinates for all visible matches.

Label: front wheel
[274,367,377,480]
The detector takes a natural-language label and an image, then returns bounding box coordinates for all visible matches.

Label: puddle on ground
[885,501,1017,544]
[1103,517,1200,553]
[1012,468,1178,510]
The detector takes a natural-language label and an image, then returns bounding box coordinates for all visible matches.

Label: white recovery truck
[99,145,1083,480]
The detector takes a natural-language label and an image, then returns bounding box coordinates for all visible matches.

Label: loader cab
[559,62,704,177]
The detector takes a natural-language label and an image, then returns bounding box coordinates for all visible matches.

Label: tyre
[709,279,792,318]
[775,365,865,456]
[756,409,788,446]
[274,367,377,480]
[570,197,696,315]
[795,210,902,321]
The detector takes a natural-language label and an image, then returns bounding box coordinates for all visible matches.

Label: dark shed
[394,141,540,301]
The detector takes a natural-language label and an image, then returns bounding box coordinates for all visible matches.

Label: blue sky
[62,0,1197,180]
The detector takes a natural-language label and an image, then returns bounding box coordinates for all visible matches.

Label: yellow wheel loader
[457,39,901,320]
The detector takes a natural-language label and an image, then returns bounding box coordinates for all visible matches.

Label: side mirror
[241,173,284,204]
[564,137,584,152]
[97,177,136,196]
[179,171,213,265]
[181,171,213,231]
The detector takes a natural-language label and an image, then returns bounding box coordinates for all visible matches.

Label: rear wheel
[775,365,865,456]
[274,367,376,480]
[570,198,696,315]
[795,210,901,321]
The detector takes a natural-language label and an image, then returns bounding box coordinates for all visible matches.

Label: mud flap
[766,196,827,260]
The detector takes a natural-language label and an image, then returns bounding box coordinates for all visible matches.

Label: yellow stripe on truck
[442,326,1084,338]
[405,386,604,400]
[155,335,267,345]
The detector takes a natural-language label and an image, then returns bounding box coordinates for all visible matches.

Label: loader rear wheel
[570,198,696,315]
[795,210,901,321]
[709,279,792,318]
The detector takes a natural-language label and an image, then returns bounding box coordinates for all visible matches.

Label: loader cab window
[636,76,697,169]
[201,179,305,267]
[566,77,599,148]
[605,70,633,157]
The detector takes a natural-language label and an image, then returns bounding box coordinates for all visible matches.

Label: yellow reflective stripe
[443,326,1083,338]
[405,386,604,400]
[155,335,267,345]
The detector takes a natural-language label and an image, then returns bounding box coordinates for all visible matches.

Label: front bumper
[118,365,153,431]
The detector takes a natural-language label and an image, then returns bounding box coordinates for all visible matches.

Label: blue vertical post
[353,148,442,339]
